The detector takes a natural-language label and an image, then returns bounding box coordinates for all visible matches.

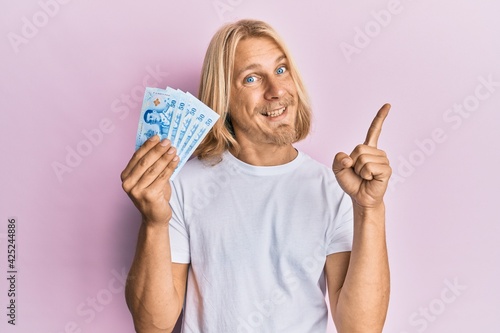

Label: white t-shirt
[169,150,353,333]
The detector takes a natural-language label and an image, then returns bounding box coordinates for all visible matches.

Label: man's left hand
[332,104,392,209]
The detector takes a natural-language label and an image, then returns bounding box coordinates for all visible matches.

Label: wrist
[353,201,385,213]
[352,202,386,226]
[141,217,171,231]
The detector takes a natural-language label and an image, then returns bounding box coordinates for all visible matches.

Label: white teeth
[264,107,285,117]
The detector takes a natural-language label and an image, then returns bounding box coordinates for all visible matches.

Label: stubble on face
[229,37,299,147]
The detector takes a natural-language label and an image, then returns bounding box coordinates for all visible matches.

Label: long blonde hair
[194,19,312,162]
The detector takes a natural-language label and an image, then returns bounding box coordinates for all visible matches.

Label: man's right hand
[121,135,180,227]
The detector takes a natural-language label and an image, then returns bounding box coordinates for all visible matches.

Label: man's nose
[264,76,285,100]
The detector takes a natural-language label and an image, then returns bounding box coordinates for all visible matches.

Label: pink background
[1,1,499,332]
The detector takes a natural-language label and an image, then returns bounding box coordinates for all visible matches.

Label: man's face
[229,37,298,147]
[146,112,161,124]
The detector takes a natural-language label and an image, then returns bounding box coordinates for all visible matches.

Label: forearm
[126,221,182,332]
[334,203,390,332]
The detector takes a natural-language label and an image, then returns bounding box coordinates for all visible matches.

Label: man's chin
[265,128,297,146]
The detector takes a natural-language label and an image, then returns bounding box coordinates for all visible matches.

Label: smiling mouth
[261,107,286,117]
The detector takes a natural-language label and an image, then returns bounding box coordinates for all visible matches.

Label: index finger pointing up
[364,103,391,147]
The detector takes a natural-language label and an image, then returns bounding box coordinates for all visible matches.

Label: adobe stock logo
[51,65,169,183]
[54,267,128,333]
[400,277,467,333]
[339,0,405,63]
[212,0,245,22]
[236,243,328,332]
[390,74,499,190]
[7,0,72,54]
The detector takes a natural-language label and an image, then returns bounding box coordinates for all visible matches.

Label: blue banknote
[135,86,220,179]
[169,88,191,147]
[172,109,219,179]
[135,87,176,150]
[174,94,198,149]
[176,93,212,151]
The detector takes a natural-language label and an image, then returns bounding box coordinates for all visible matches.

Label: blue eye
[276,66,286,74]
[245,76,256,83]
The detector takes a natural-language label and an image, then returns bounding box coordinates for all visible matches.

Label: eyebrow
[235,54,288,78]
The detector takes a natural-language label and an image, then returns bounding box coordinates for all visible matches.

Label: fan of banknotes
[135,87,220,179]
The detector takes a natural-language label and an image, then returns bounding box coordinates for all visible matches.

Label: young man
[121,20,391,333]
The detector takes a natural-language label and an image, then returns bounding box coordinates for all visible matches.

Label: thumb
[332,152,353,175]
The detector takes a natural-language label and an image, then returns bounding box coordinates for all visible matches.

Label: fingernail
[173,155,179,161]
[149,135,160,141]
[341,158,350,167]
[160,139,170,147]
[167,146,176,154]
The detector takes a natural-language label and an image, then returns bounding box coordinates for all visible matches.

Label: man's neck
[229,143,298,166]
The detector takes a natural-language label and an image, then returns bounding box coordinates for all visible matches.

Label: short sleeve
[168,180,191,263]
[326,190,354,255]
